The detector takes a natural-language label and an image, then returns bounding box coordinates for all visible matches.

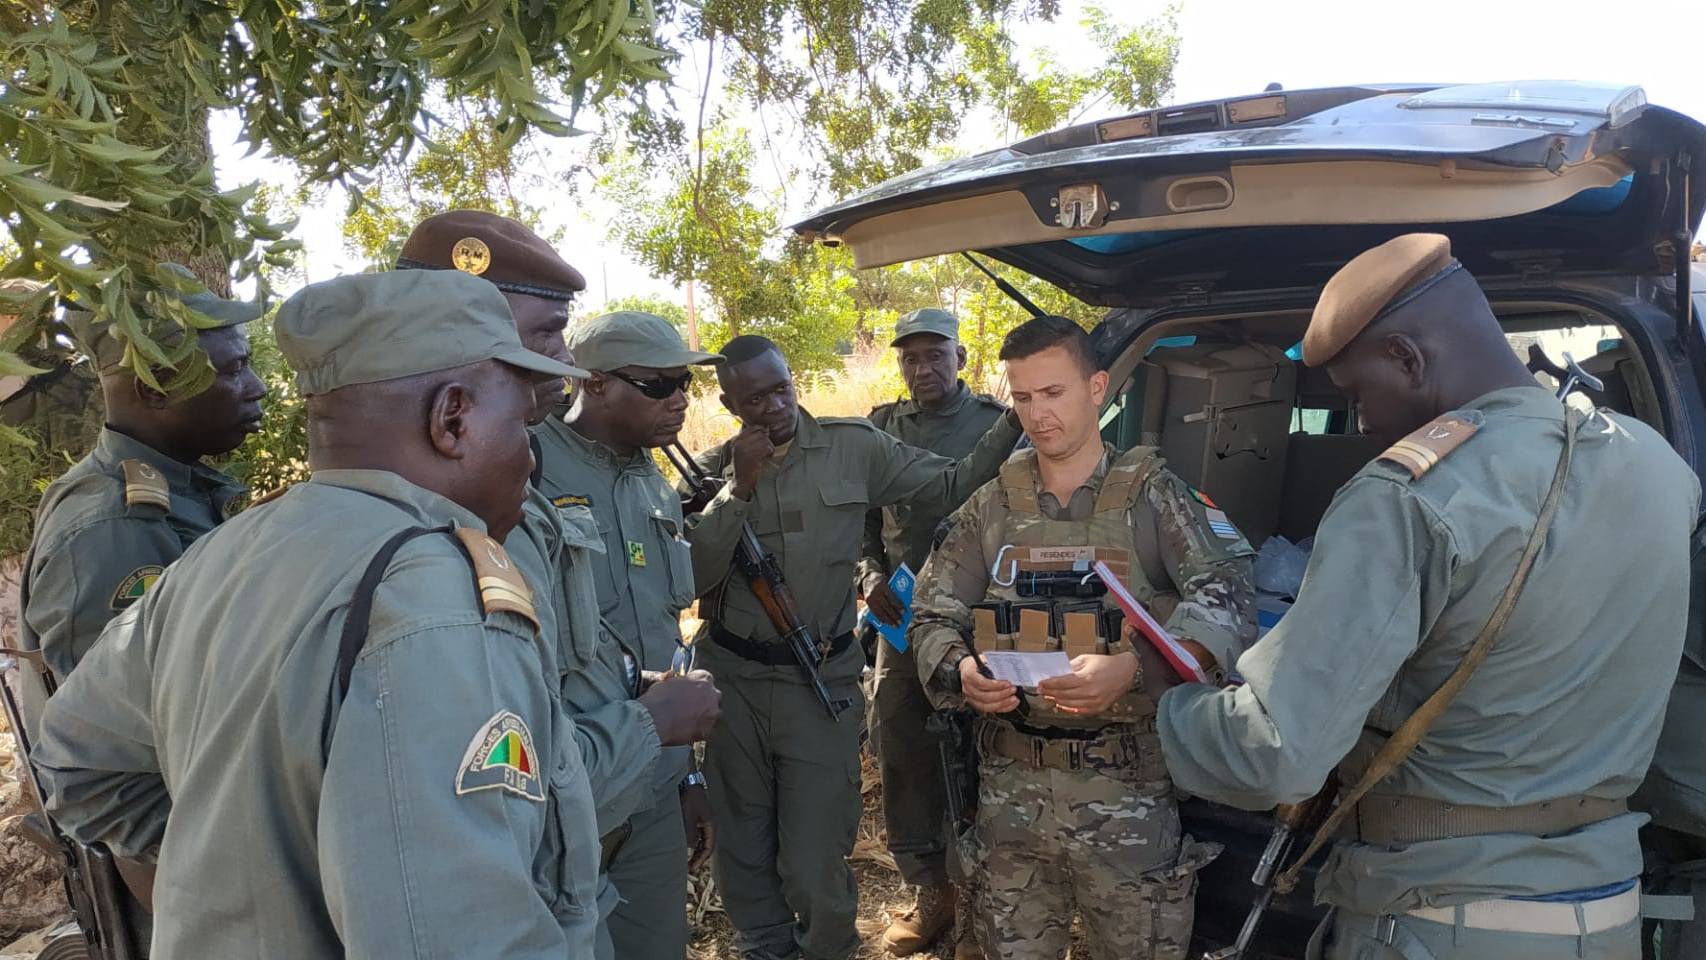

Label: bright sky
[215,0,1706,306]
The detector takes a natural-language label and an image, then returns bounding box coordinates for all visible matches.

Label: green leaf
[0,421,39,449]
[0,351,50,378]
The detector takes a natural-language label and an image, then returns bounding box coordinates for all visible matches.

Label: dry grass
[686,746,958,960]
[674,344,1007,461]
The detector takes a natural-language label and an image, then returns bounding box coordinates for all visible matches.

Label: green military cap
[396,209,585,301]
[275,270,584,396]
[66,263,263,372]
[890,307,959,347]
[569,310,722,372]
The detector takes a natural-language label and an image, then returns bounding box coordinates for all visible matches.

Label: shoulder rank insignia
[1379,414,1480,480]
[120,460,170,510]
[248,484,293,509]
[455,710,545,802]
[111,565,164,610]
[551,493,591,509]
[453,528,540,633]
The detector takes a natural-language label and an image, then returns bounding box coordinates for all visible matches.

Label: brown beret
[1302,233,1460,367]
[396,210,585,301]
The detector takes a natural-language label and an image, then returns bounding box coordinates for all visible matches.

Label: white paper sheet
[979,650,1073,687]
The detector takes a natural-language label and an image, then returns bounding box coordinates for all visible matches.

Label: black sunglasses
[608,369,693,399]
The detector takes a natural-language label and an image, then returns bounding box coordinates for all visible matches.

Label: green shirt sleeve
[682,445,745,597]
[33,603,171,860]
[1157,475,1453,809]
[26,515,182,680]
[863,413,1020,514]
[320,619,583,958]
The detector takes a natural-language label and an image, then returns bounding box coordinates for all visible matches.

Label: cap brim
[889,330,956,348]
[497,347,588,380]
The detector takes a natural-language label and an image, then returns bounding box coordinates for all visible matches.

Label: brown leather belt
[1355,793,1627,845]
[976,722,1144,774]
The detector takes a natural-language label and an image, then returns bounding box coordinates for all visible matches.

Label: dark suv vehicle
[793,80,1706,958]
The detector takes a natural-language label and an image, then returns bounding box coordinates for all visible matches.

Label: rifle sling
[1273,407,1580,895]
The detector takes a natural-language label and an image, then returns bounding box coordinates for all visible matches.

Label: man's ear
[1089,369,1110,407]
[1385,333,1427,389]
[718,391,737,418]
[427,381,474,459]
[132,376,170,410]
[583,372,609,398]
[955,344,968,373]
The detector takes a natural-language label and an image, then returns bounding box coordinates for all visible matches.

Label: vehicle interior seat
[1138,341,1296,544]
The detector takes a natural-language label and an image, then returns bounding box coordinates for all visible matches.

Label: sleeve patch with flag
[110,565,164,610]
[455,711,545,802]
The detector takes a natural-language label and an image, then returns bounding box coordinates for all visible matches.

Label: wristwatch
[937,652,971,694]
[680,770,707,791]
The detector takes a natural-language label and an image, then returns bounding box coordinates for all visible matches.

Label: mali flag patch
[110,565,164,611]
[456,711,545,802]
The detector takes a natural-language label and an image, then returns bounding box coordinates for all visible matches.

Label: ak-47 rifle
[1203,775,1339,960]
[664,442,853,721]
[0,654,140,960]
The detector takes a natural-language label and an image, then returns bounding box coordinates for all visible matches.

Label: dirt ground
[0,704,70,950]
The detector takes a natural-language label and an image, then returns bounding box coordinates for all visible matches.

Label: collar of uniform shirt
[1035,446,1113,522]
[556,417,655,472]
[897,379,972,420]
[307,468,489,532]
[95,425,213,493]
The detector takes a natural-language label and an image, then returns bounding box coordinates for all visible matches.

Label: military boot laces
[881,883,955,956]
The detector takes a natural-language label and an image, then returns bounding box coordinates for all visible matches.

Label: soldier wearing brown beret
[1159,233,1700,959]
[396,211,723,960]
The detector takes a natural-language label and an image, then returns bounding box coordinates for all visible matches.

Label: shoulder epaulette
[1096,445,1162,512]
[248,484,293,509]
[453,528,540,633]
[1378,414,1480,480]
[120,459,171,510]
[973,392,1007,410]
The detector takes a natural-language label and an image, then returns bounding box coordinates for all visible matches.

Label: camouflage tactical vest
[974,445,1174,739]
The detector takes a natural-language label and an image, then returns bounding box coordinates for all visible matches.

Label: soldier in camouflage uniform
[911,316,1255,960]
[856,308,1006,958]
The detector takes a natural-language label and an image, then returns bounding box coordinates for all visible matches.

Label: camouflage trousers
[965,754,1211,960]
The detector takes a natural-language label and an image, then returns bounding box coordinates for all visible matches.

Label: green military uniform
[31,270,599,958]
[857,379,1005,890]
[532,309,725,960]
[16,268,259,739]
[1633,575,1706,959]
[505,489,662,958]
[910,443,1255,959]
[686,406,1021,960]
[393,211,663,959]
[1159,389,1700,959]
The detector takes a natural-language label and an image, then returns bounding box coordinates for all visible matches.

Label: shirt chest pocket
[812,479,867,569]
[648,512,697,610]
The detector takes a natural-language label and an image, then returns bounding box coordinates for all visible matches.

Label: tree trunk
[684,280,700,351]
